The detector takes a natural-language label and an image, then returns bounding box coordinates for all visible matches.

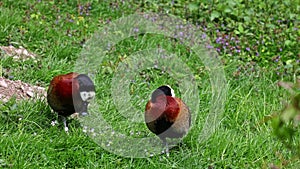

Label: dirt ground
[0,77,46,103]
[0,45,46,103]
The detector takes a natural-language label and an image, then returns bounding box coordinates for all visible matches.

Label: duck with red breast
[145,85,191,156]
[47,72,95,132]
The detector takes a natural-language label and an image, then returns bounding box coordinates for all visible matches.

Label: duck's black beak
[80,102,89,116]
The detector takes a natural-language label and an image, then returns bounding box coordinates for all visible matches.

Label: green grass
[1,0,300,168]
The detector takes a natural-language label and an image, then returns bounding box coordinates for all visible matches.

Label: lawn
[0,0,299,168]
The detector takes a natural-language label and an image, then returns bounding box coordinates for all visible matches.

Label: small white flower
[51,120,57,126]
[83,126,88,133]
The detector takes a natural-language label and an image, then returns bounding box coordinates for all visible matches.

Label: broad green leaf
[289,13,297,19]
[266,23,275,29]
[188,3,198,12]
[286,59,293,65]
[238,24,244,33]
[243,16,251,22]
[224,7,232,13]
[210,11,221,21]
[285,40,292,46]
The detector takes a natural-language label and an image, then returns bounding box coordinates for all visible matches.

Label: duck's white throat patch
[80,91,95,101]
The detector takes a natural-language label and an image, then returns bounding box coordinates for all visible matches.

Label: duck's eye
[80,92,88,101]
